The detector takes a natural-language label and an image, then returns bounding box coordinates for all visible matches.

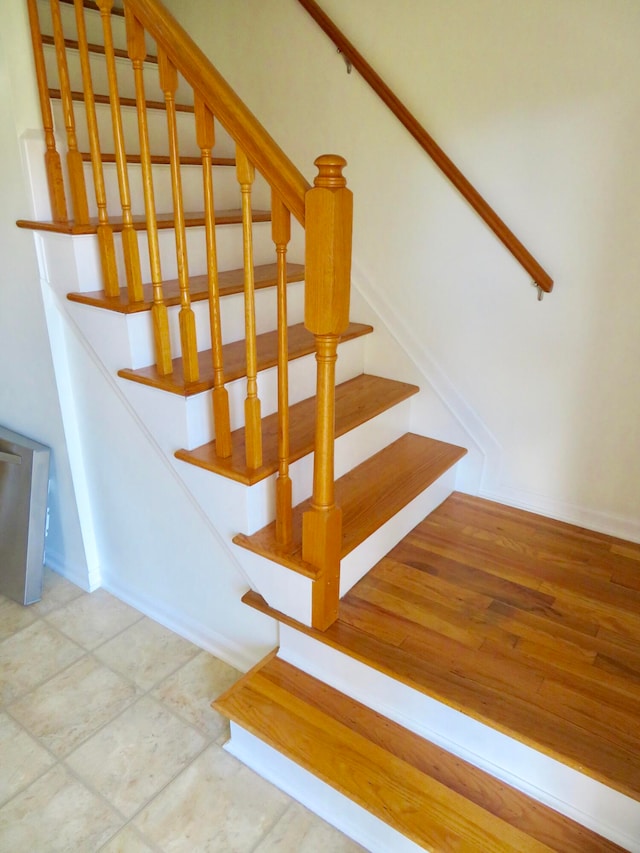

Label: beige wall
[164,0,640,535]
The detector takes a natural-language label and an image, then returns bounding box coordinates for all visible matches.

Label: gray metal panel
[0,425,50,605]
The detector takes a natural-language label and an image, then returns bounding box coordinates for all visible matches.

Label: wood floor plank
[215,655,625,852]
[242,492,640,802]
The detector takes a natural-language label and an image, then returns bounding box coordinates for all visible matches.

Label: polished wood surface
[235,434,466,578]
[175,371,404,487]
[67,262,304,312]
[302,156,354,627]
[195,94,231,458]
[81,153,235,167]
[119,321,372,397]
[74,0,119,296]
[247,492,640,802]
[296,0,554,293]
[41,32,157,63]
[126,8,171,373]
[216,655,624,852]
[50,0,89,224]
[49,86,195,113]
[96,0,143,301]
[158,46,198,382]
[236,146,262,469]
[125,0,310,224]
[26,0,68,222]
[18,208,271,235]
[272,193,293,544]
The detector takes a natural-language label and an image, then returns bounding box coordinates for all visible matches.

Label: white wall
[163,0,640,537]
[0,0,90,581]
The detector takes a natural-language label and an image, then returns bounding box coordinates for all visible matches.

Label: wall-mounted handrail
[296,0,553,293]
[126,0,310,225]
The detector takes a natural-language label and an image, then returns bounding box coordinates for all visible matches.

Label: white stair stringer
[277,629,640,853]
[234,460,461,627]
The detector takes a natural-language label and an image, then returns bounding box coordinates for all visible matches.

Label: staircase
[19,1,640,849]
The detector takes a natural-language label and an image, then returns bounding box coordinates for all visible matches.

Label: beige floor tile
[0,763,122,853]
[66,695,206,818]
[29,567,84,617]
[0,596,38,641]
[45,588,143,650]
[254,801,367,852]
[9,655,140,757]
[94,617,200,691]
[99,824,157,852]
[0,620,84,706]
[0,712,55,807]
[152,650,241,740]
[134,743,290,852]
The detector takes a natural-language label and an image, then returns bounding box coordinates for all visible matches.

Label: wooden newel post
[302,155,353,630]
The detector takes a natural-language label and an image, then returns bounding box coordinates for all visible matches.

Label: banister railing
[26,0,349,630]
[127,0,311,226]
[296,0,554,294]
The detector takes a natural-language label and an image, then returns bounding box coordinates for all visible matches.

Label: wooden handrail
[296,0,554,293]
[125,0,310,226]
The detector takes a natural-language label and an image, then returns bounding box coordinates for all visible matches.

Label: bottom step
[214,655,623,853]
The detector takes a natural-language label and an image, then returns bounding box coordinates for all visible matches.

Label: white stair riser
[82,161,272,221]
[279,630,640,853]
[117,333,366,452]
[126,280,306,368]
[226,725,422,853]
[38,221,280,295]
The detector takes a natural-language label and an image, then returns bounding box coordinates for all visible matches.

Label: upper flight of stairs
[20,1,640,850]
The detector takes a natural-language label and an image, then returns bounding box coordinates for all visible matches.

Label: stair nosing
[233,433,467,577]
[41,34,158,64]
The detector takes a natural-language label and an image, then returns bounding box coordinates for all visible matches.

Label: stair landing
[245,492,640,805]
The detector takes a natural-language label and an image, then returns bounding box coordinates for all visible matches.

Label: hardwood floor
[246,492,640,802]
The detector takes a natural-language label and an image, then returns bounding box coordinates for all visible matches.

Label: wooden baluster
[74,0,118,296]
[236,146,262,470]
[195,95,231,456]
[25,0,67,222]
[125,10,172,374]
[302,155,352,631]
[157,48,199,383]
[49,0,89,224]
[96,0,143,303]
[272,192,292,545]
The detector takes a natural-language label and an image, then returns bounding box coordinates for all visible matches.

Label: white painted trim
[101,573,257,673]
[279,631,640,851]
[225,723,422,853]
[479,483,640,545]
[44,552,95,593]
[351,260,502,489]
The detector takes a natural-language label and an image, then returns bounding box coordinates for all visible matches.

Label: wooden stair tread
[234,434,467,577]
[176,374,419,486]
[58,0,125,16]
[17,208,270,236]
[49,87,195,113]
[118,321,372,397]
[80,152,235,168]
[215,654,624,853]
[244,492,640,802]
[41,34,158,64]
[67,262,305,313]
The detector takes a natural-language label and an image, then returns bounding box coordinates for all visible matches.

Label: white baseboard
[100,573,261,673]
[44,551,97,592]
[478,484,640,544]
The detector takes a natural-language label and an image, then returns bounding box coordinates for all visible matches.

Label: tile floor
[0,569,365,852]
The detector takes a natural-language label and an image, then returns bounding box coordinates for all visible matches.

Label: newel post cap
[313,154,348,189]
